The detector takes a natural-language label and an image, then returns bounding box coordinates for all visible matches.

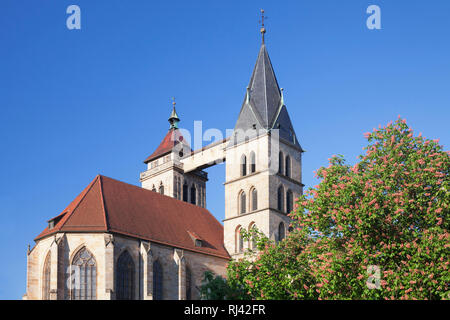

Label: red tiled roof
[35,175,230,259]
[143,129,191,164]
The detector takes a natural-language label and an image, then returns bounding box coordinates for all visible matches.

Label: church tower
[140,99,208,207]
[223,15,303,258]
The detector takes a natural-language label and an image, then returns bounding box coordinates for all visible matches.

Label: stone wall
[24,232,228,300]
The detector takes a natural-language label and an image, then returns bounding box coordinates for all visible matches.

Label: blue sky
[0,0,449,299]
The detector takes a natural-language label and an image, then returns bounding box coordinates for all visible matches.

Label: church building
[23,18,303,300]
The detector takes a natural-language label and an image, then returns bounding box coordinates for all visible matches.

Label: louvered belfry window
[70,247,97,300]
[116,251,135,300]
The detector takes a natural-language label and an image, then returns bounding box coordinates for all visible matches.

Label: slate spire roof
[231,43,301,148]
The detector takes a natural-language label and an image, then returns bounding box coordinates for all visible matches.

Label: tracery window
[116,251,135,300]
[42,251,51,300]
[153,260,163,300]
[70,247,97,300]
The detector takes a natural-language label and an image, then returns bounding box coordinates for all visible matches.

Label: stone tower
[139,21,303,259]
[140,101,208,207]
[223,42,303,258]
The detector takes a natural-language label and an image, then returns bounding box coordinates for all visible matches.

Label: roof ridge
[58,175,102,231]
[98,175,110,231]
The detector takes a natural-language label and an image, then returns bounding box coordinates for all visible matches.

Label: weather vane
[259,9,268,44]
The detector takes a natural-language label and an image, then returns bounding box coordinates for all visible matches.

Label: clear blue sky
[1,0,449,299]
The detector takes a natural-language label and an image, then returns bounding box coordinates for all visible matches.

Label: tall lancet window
[186,267,192,300]
[250,151,256,173]
[153,260,163,300]
[235,226,244,253]
[173,178,178,199]
[70,247,97,300]
[190,184,196,205]
[277,186,284,212]
[278,152,284,174]
[116,251,135,300]
[183,182,188,202]
[251,188,258,211]
[239,191,246,214]
[278,222,286,242]
[42,251,51,300]
[286,190,293,214]
[249,223,257,250]
[241,154,247,176]
[285,155,291,178]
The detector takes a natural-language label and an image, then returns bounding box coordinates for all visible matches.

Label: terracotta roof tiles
[35,175,230,259]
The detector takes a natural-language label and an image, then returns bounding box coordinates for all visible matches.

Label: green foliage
[226,118,449,300]
[199,270,239,300]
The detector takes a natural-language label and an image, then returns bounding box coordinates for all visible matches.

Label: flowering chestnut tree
[226,118,449,300]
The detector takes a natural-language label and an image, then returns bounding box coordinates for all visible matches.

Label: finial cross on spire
[259,9,268,44]
[172,97,176,107]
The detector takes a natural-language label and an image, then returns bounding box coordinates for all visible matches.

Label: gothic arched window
[239,191,246,214]
[190,184,196,205]
[250,151,256,173]
[278,152,284,174]
[186,267,192,300]
[183,182,188,202]
[153,260,163,300]
[251,188,257,211]
[285,155,291,178]
[116,251,135,300]
[241,154,247,176]
[235,226,244,253]
[42,251,51,300]
[286,190,293,214]
[248,223,257,250]
[278,222,285,242]
[277,186,284,212]
[70,247,97,300]
[174,178,178,199]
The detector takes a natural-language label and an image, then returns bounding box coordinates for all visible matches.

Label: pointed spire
[246,42,281,128]
[168,97,180,129]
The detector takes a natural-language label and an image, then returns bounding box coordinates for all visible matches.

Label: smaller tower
[140,100,208,207]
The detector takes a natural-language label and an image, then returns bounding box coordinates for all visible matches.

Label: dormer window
[187,231,203,247]
[47,212,67,230]
[195,239,203,247]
